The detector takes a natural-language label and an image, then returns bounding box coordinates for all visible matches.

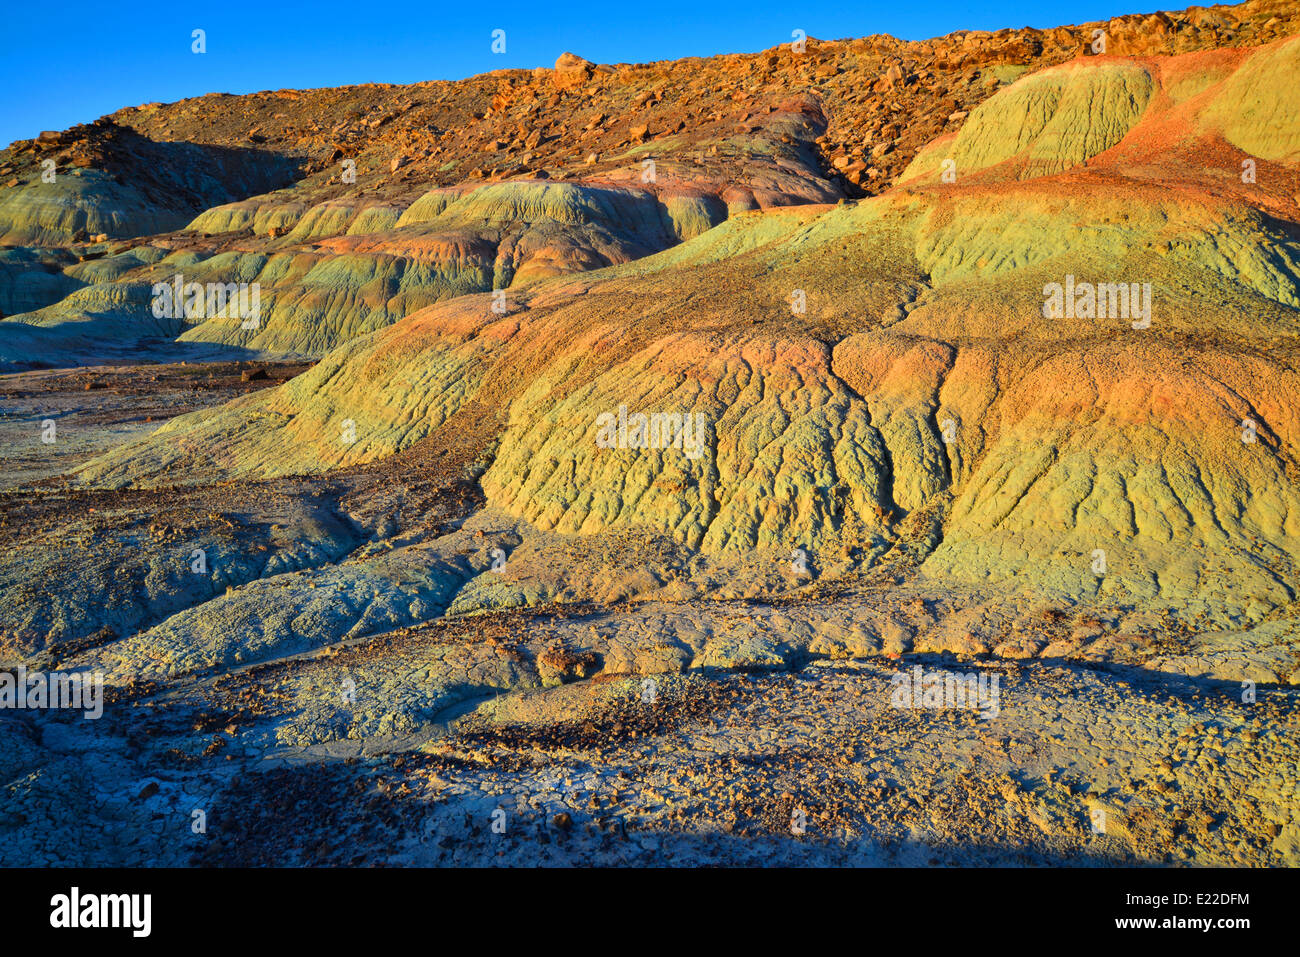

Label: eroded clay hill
[2,9,1299,869]
[0,25,1286,693]
[2,1,1299,363]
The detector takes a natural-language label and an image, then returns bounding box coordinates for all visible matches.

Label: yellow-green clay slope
[74,38,1300,641]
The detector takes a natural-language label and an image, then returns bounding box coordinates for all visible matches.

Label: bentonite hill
[1,0,1299,867]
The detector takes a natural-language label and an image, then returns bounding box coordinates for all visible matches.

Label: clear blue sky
[2,1,1149,147]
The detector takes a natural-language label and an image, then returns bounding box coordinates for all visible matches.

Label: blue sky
[2,1,1145,147]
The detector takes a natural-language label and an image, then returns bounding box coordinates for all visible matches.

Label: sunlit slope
[76,42,1300,624]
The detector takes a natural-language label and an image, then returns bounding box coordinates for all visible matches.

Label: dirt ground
[0,360,1295,868]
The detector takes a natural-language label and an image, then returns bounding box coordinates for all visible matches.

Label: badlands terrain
[1,0,1299,866]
